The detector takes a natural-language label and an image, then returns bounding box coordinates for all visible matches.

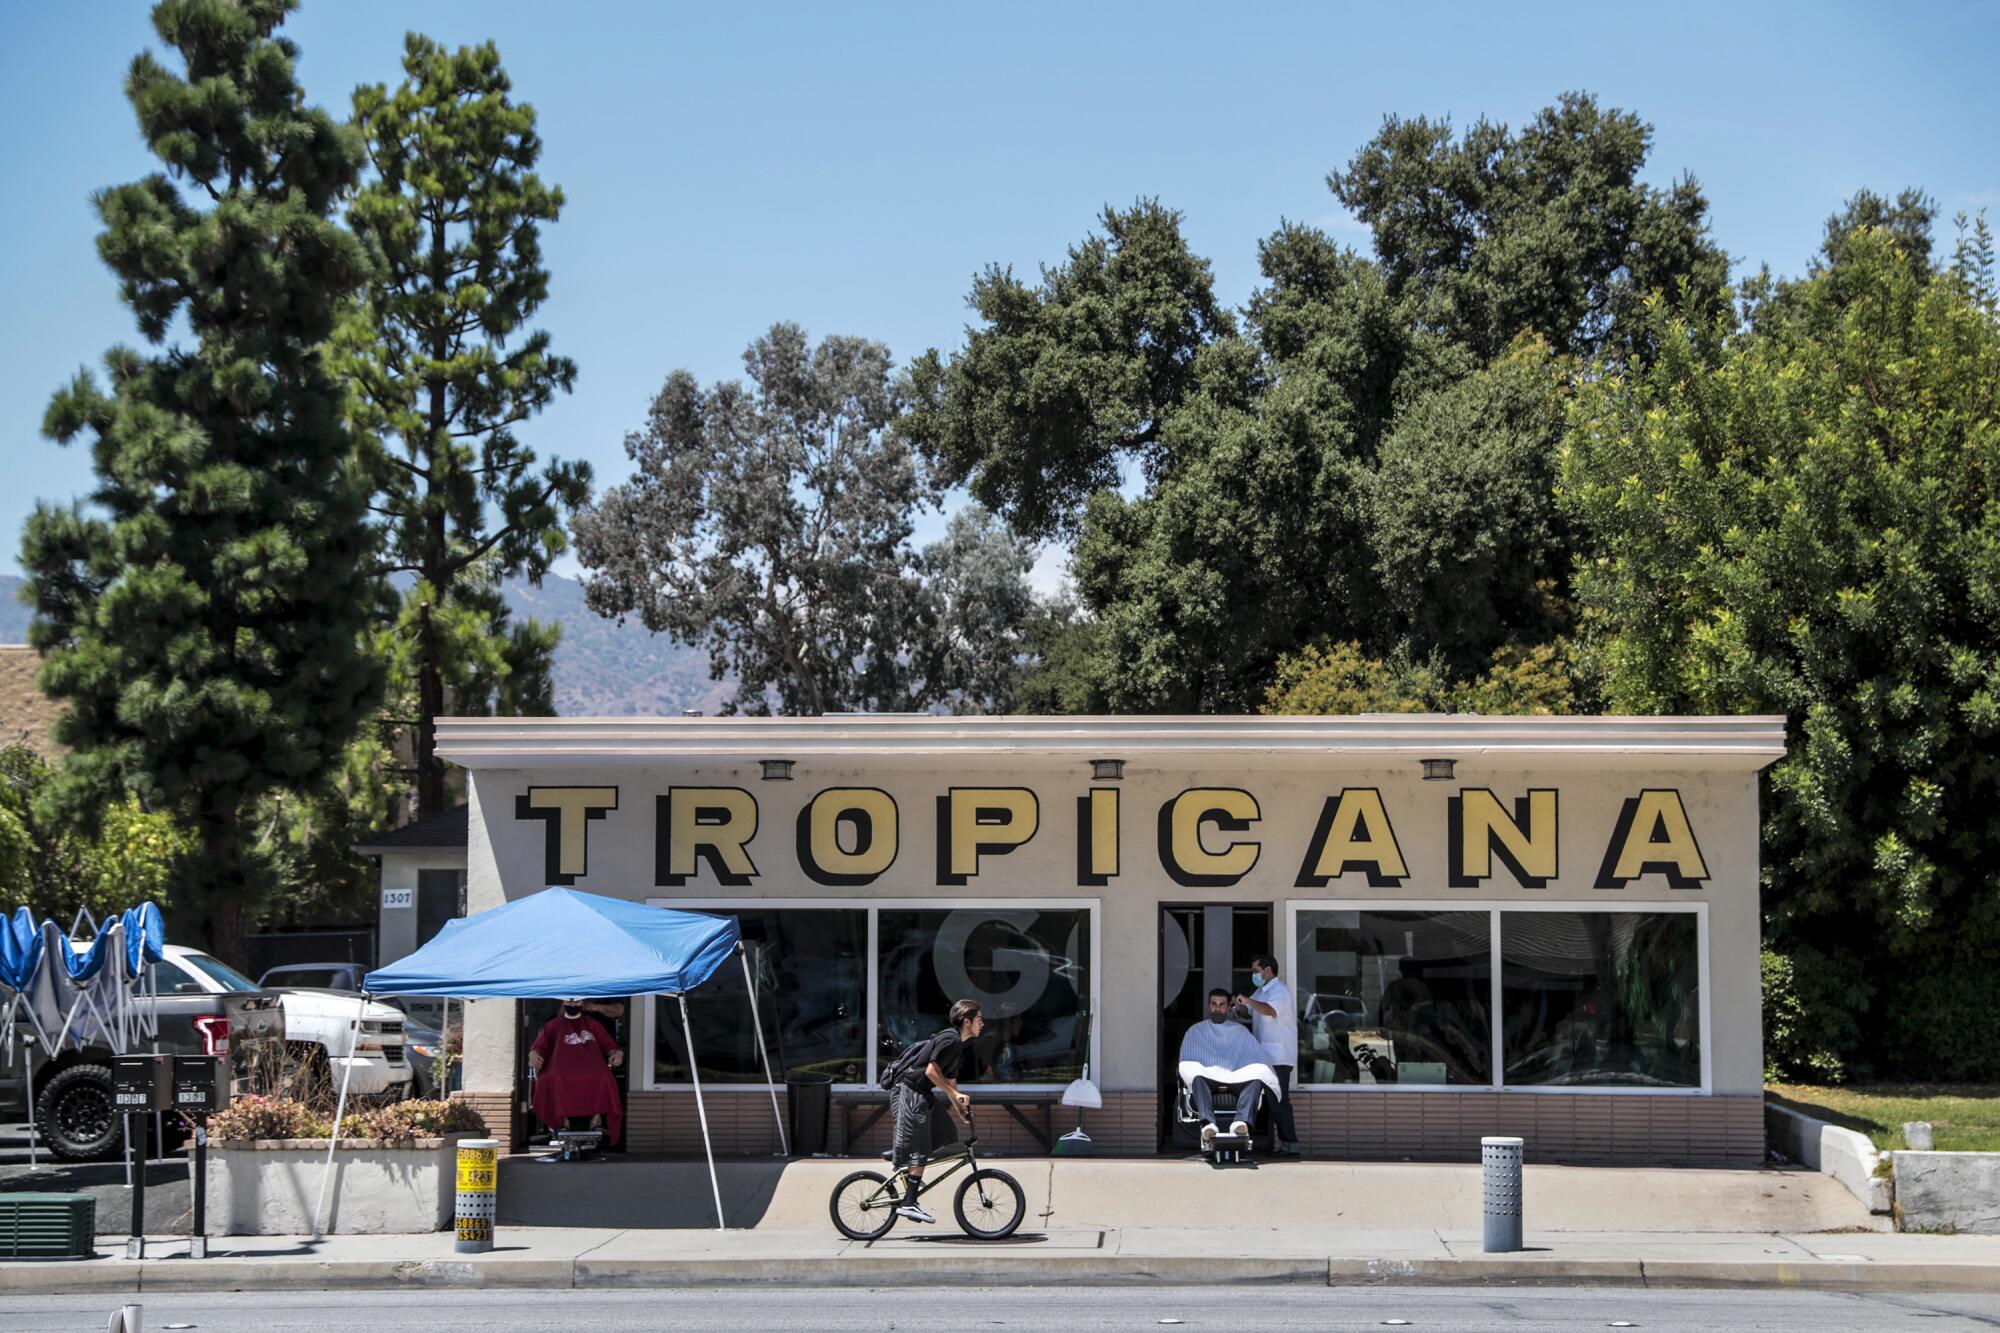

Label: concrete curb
[1326,1256,2000,1294]
[7,1252,2000,1294]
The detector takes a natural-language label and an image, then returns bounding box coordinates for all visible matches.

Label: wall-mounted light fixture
[1420,757,1455,781]
[1090,758,1125,782]
[760,759,795,781]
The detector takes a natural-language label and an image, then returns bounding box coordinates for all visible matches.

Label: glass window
[655,909,868,1084]
[153,959,203,993]
[179,952,260,992]
[268,967,346,990]
[877,908,1090,1085]
[1501,911,1700,1088]
[1293,910,1492,1086]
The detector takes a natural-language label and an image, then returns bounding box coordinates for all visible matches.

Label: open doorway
[1156,904,1270,1152]
[513,997,633,1154]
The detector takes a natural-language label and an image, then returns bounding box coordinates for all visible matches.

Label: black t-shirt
[900,1027,964,1089]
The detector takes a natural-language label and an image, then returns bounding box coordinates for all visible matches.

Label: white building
[440,714,1782,1164]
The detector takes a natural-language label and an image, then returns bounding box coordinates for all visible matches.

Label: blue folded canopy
[362,888,741,998]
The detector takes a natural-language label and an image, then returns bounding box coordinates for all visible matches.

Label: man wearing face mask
[1235,954,1302,1156]
[1177,989,1279,1153]
[528,997,626,1146]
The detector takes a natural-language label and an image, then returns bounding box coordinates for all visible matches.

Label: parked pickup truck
[0,944,286,1161]
[243,965,412,1099]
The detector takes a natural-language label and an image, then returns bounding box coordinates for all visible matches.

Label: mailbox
[109,1054,170,1114]
[173,1055,225,1114]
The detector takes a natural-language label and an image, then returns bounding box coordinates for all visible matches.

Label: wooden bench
[831,1088,1063,1154]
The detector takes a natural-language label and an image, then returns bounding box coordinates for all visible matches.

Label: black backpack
[878,1028,951,1090]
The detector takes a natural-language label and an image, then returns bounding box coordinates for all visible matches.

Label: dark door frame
[1154,900,1273,1152]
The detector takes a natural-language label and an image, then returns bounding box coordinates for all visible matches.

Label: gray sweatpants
[889,1082,957,1173]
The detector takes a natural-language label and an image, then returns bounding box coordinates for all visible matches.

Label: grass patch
[1766,1083,2000,1153]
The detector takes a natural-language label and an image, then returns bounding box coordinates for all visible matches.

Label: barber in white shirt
[1234,953,1302,1156]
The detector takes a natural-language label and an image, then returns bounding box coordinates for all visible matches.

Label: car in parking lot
[214,961,412,1097]
[0,943,286,1160]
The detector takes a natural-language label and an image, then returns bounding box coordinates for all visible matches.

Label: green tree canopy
[1562,224,2000,1078]
[1331,91,1728,363]
[343,34,587,817]
[20,0,381,962]
[576,323,1036,715]
[0,745,190,927]
[913,94,1719,711]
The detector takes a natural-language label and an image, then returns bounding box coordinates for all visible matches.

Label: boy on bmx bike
[828,998,1025,1239]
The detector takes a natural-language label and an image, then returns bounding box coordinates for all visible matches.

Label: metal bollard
[454,1137,498,1254]
[1481,1135,1524,1253]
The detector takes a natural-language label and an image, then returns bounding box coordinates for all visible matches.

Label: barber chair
[1174,1080,1261,1166]
[539,1127,607,1163]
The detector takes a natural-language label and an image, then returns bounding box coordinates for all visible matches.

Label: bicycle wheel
[953,1168,1025,1239]
[829,1169,899,1241]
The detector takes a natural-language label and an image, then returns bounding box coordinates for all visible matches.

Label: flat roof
[354,804,468,856]
[435,714,1787,772]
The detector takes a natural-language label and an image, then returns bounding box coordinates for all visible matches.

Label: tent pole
[739,947,787,1157]
[680,993,724,1231]
[312,991,367,1241]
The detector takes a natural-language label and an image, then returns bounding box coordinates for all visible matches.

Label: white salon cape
[1177,1018,1281,1098]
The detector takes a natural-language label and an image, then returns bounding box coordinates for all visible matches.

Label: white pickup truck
[157,946,413,1097]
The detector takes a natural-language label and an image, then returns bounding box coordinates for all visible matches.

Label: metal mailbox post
[110,1054,170,1259]
[173,1055,225,1258]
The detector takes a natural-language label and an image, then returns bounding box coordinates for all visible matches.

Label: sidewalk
[6,1226,2000,1294]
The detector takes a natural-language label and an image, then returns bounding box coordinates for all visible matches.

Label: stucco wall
[458,754,1762,1104]
[375,850,469,967]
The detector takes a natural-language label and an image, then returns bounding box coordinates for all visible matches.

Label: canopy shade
[362,888,741,998]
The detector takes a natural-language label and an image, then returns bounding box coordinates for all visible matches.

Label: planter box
[1765,1101,1893,1213]
[1894,1151,2000,1233]
[208,1135,473,1235]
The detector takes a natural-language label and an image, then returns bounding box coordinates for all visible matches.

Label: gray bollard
[1481,1135,1524,1253]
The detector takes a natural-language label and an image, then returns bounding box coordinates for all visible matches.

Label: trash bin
[785,1070,834,1156]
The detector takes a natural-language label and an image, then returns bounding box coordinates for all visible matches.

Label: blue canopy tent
[312,889,785,1234]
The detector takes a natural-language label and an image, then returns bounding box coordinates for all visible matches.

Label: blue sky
[3,1,1995,592]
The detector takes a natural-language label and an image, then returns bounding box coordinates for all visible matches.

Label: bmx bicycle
[827,1110,1026,1240]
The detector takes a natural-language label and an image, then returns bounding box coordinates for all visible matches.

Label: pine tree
[343,35,588,818]
[20,0,380,963]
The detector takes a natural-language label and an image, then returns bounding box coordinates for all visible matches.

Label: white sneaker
[895,1201,937,1224]
[1200,1124,1217,1151]
[1229,1120,1249,1137]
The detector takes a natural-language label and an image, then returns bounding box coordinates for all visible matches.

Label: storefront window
[1293,910,1493,1085]
[1500,911,1700,1088]
[654,908,868,1084]
[877,908,1090,1084]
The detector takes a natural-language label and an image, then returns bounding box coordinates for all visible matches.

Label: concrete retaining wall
[208,1136,465,1234]
[1894,1152,2000,1233]
[1765,1102,1892,1213]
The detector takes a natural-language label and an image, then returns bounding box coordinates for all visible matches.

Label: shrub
[208,1094,332,1141]
[338,1098,486,1144]
[1762,949,1858,1084]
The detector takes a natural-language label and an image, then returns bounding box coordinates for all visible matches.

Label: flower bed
[207,1097,488,1235]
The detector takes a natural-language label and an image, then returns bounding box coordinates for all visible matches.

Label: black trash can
[785,1070,834,1156]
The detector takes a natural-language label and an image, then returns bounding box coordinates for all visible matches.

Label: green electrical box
[0,1193,96,1260]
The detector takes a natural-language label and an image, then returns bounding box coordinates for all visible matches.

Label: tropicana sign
[507,784,1712,894]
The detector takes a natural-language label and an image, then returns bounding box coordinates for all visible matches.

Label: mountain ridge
[0,572,732,717]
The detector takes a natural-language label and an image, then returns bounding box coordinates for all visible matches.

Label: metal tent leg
[680,993,725,1231]
[312,992,367,1240]
[740,948,787,1156]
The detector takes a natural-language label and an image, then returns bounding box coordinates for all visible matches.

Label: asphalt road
[8,1286,2000,1332]
[0,1119,197,1234]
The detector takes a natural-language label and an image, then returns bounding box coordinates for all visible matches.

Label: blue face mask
[1248,972,1265,991]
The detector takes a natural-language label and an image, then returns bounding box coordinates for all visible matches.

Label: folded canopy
[362,887,740,998]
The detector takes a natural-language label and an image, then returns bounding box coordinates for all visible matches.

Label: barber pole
[455,1137,499,1253]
